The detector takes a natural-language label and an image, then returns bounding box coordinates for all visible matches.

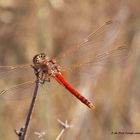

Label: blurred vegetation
[0,0,139,140]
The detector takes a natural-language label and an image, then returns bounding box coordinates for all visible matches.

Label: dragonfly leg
[31,64,51,84]
[45,77,50,82]
[49,58,56,64]
[15,127,25,137]
[31,65,41,77]
[55,65,61,72]
[42,72,50,83]
[39,72,51,84]
[49,59,61,72]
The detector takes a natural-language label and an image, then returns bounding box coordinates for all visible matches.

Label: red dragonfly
[0,20,129,110]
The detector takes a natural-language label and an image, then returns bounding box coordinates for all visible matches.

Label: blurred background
[0,0,139,140]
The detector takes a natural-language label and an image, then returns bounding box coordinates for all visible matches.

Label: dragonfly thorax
[32,53,61,83]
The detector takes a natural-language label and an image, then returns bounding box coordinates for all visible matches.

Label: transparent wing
[0,81,36,101]
[62,46,130,73]
[55,20,120,66]
[50,20,130,86]
[0,63,42,101]
[0,64,34,80]
[0,20,120,102]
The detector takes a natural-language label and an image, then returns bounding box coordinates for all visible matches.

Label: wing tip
[0,89,6,95]
[105,20,120,26]
[106,20,113,24]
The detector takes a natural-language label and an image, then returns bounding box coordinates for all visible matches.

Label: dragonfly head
[33,53,47,65]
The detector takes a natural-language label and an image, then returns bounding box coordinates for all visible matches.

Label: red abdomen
[54,73,95,110]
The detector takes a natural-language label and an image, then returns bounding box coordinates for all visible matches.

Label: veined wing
[0,80,36,101]
[0,64,37,101]
[61,46,130,73]
[55,20,120,65]
[0,64,34,80]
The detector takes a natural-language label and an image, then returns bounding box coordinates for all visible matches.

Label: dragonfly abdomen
[54,73,95,110]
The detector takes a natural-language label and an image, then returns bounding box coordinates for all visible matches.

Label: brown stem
[18,79,40,140]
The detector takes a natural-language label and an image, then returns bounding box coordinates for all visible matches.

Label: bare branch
[56,119,73,140]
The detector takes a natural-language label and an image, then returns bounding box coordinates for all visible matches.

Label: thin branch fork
[56,119,73,140]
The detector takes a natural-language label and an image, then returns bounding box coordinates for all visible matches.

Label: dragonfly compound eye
[33,53,47,65]
[33,55,40,64]
[40,53,46,58]
[36,59,39,64]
